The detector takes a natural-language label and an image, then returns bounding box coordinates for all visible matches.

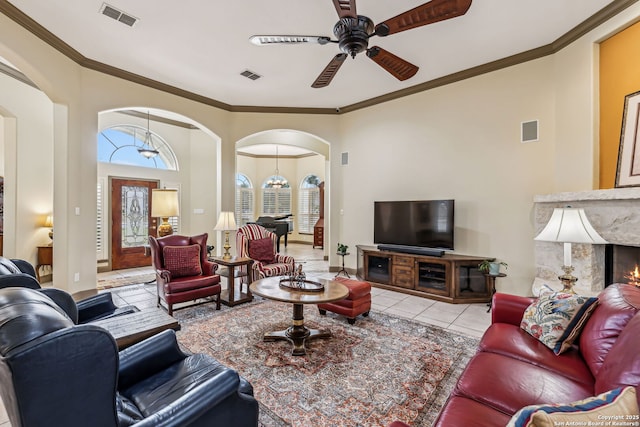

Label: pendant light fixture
[266,145,288,188]
[137,111,160,158]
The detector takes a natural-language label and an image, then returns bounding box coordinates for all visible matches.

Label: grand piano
[249,214,293,253]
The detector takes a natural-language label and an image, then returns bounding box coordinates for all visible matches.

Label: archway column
[1,116,16,256]
[53,103,99,294]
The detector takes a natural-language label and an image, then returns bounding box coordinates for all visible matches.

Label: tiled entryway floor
[0,243,491,426]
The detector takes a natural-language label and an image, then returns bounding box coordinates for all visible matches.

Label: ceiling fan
[249,0,472,88]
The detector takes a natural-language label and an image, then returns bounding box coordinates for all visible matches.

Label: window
[262,176,291,216]
[236,174,254,226]
[98,125,178,170]
[298,175,321,233]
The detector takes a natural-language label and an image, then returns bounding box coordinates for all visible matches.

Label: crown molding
[1,0,638,114]
[341,0,640,113]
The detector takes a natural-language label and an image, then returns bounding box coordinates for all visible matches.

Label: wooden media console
[356,245,493,304]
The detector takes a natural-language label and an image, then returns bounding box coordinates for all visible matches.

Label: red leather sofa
[431,283,640,426]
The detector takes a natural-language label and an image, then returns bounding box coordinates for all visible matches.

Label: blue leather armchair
[0,287,259,427]
[0,256,136,323]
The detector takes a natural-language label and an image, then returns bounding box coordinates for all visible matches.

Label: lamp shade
[535,208,607,244]
[44,215,53,228]
[214,212,237,231]
[151,189,179,217]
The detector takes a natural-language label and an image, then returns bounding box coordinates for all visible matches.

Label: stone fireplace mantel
[534,188,640,295]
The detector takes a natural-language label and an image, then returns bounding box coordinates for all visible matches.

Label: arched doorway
[98,108,222,270]
[0,55,54,267]
[235,130,330,257]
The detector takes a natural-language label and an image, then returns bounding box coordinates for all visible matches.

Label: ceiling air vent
[100,3,138,27]
[240,70,262,81]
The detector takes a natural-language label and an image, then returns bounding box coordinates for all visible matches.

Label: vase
[489,262,501,275]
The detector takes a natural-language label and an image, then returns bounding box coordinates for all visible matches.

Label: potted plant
[478,258,508,275]
[337,243,348,255]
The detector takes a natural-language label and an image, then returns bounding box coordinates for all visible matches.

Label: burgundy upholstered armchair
[236,224,295,279]
[148,233,221,315]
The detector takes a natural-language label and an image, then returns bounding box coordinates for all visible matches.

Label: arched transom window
[98,124,178,170]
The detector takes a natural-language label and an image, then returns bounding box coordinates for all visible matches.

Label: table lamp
[535,207,607,293]
[151,189,179,237]
[44,215,53,243]
[214,211,237,260]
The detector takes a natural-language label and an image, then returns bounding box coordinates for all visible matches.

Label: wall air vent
[521,120,539,143]
[240,70,262,81]
[100,3,138,27]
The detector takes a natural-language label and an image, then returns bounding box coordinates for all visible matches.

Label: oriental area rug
[175,299,479,427]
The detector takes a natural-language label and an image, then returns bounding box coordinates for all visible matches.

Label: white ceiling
[5,0,621,110]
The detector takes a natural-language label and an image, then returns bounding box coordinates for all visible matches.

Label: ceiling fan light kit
[250,0,472,88]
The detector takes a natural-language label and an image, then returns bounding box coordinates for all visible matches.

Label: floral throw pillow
[506,386,638,427]
[520,291,598,355]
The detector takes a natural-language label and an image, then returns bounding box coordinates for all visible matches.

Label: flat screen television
[374,200,455,251]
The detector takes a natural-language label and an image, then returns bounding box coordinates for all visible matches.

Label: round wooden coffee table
[249,276,349,356]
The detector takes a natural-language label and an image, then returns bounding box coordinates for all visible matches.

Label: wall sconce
[151,189,179,237]
[214,212,237,260]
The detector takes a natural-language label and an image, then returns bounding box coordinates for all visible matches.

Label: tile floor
[0,243,491,426]
[99,243,492,337]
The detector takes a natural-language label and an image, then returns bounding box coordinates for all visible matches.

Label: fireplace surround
[534,188,640,295]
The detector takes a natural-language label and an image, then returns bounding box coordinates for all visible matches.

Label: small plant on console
[478,258,508,275]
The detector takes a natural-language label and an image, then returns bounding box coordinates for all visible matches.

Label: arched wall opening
[236,129,331,259]
[98,107,223,269]
[0,53,56,277]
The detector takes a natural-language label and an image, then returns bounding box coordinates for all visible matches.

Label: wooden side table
[209,256,254,307]
[91,308,180,350]
[36,245,53,282]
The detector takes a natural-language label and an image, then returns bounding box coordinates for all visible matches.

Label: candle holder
[279,264,324,292]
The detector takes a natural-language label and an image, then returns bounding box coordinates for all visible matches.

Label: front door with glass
[111,178,159,270]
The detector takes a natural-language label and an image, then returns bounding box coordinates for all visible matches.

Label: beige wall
[338,57,557,294]
[2,4,640,295]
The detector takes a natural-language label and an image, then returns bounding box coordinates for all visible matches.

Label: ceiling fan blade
[312,53,348,88]
[332,0,357,18]
[375,0,472,37]
[250,35,331,45]
[366,46,418,81]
